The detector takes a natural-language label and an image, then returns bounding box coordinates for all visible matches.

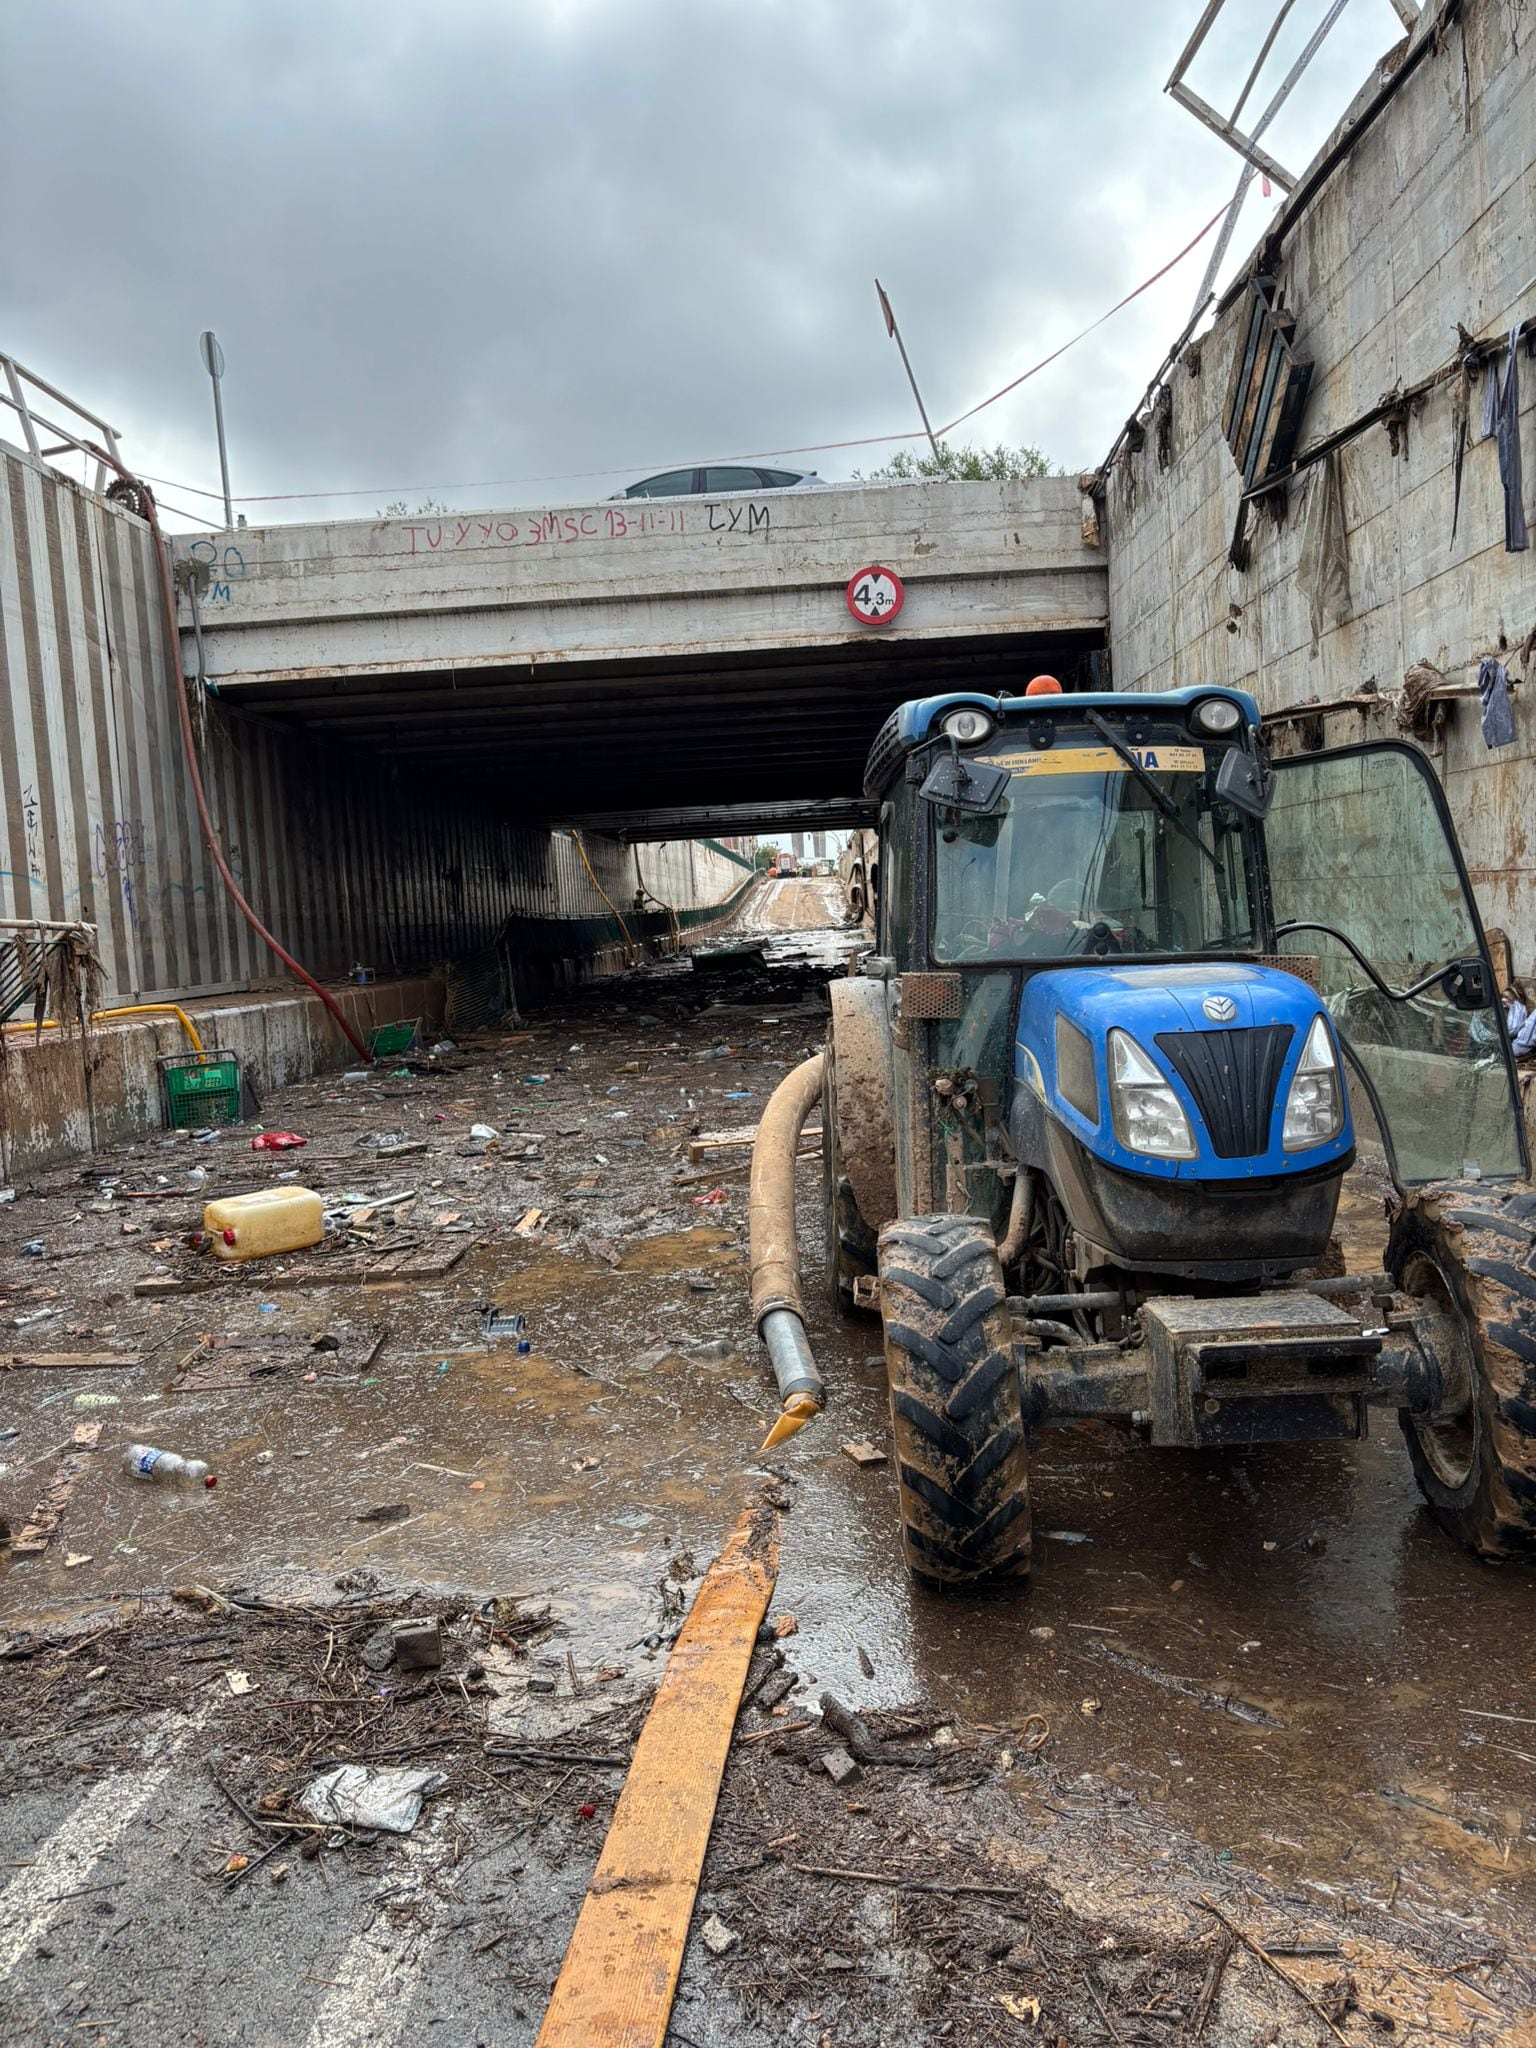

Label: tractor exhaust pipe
[749,1052,826,1449]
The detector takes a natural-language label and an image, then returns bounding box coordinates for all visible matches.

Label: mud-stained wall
[1103,0,1535,965]
[0,442,747,1005]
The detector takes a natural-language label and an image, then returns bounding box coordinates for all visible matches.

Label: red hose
[126,472,374,1063]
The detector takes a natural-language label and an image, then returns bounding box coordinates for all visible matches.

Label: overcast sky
[4,1,1408,527]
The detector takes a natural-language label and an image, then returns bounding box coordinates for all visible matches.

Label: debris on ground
[300,1763,447,1834]
[390,1616,443,1670]
[699,1913,738,1956]
[0,906,1531,2043]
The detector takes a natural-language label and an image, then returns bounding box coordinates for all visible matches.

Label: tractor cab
[751,683,1536,1588]
[864,686,1523,1239]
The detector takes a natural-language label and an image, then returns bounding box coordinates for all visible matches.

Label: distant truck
[770,851,799,878]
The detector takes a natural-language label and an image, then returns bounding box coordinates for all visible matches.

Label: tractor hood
[1015,962,1355,1183]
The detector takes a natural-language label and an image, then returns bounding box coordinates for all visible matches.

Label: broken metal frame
[0,918,101,1027]
[1167,0,1422,221]
[0,352,124,494]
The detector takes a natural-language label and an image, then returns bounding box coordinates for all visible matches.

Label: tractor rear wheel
[1389,1186,1536,1560]
[822,1040,878,1316]
[878,1215,1031,1588]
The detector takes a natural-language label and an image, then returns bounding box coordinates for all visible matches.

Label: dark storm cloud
[3,1,1402,519]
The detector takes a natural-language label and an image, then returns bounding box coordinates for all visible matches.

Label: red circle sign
[846,564,904,626]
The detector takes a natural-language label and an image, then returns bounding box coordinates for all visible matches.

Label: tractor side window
[1267,743,1525,1183]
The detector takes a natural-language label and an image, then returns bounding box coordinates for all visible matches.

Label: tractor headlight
[939,707,995,745]
[1282,1014,1344,1151]
[1108,1030,1196,1160]
[1192,696,1243,735]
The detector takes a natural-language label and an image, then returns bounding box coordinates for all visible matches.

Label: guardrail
[0,351,124,493]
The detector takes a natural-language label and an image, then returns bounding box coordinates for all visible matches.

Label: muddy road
[1,880,1532,2044]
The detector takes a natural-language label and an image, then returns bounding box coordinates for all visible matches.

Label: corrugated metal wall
[0,444,746,1002]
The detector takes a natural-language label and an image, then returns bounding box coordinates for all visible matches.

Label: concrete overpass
[174,476,1107,835]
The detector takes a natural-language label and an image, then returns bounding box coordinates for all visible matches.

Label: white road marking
[0,1712,204,1979]
[299,1836,439,2048]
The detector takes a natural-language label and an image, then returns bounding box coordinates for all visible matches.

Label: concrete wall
[0,977,439,1178]
[0,441,747,1006]
[1103,0,1535,964]
[171,477,1106,685]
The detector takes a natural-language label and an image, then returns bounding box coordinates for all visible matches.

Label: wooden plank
[2,1353,136,1370]
[687,1123,821,1165]
[535,1495,779,2048]
[9,1450,92,1556]
[181,1239,474,1290]
[392,1239,473,1279]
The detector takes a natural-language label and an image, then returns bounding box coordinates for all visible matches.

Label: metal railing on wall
[0,352,125,494]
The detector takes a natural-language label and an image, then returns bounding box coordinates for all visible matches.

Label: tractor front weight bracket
[1014,1286,1460,1450]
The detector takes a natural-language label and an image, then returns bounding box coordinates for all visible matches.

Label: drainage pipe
[749,1051,826,1448]
[4,1003,205,1052]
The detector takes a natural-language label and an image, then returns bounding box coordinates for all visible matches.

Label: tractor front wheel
[878,1215,1031,1588]
[1390,1186,1536,1561]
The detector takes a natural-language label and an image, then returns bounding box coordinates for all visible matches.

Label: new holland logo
[1202,994,1238,1023]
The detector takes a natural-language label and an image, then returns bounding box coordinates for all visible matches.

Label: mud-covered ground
[1,879,1533,2045]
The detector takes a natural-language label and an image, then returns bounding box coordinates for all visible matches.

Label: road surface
[0,920,1530,2044]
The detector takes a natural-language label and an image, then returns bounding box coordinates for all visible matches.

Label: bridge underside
[227,628,1100,838]
[179,477,1107,838]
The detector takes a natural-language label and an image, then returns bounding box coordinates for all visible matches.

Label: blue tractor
[748,683,1535,1585]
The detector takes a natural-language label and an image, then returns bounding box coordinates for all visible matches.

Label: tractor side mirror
[1214,741,1273,818]
[1441,956,1494,1010]
[919,750,1010,816]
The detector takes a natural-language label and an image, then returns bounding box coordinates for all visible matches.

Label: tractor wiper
[1083,709,1221,876]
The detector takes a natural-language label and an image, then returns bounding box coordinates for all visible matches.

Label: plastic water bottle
[123,1444,215,1488]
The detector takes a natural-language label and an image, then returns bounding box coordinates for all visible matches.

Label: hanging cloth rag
[1482,327,1529,552]
[1506,997,1536,1060]
[1478,655,1516,749]
[1296,449,1350,650]
[1450,352,1474,542]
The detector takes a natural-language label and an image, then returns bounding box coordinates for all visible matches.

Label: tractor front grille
[1154,1024,1293,1159]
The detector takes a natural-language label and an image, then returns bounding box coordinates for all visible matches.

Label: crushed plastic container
[204,1185,324,1261]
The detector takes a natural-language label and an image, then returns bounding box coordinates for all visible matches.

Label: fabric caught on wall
[1504,996,1536,1059]
[1480,328,1529,553]
[1477,655,1516,749]
[1296,451,1350,650]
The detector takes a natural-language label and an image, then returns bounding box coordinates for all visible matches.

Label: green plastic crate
[159,1050,243,1129]
[367,1018,420,1058]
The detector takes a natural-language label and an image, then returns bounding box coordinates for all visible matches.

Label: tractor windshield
[932,736,1258,962]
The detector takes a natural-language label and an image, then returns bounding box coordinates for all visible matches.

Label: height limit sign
[846,564,904,626]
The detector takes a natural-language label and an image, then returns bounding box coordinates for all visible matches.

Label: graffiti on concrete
[399,501,772,557]
[188,539,248,608]
[95,815,147,926]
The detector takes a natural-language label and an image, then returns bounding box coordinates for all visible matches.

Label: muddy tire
[878,1215,1031,1588]
[1389,1185,1536,1560]
[822,1041,877,1316]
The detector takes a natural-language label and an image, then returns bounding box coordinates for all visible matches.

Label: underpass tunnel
[219,628,1107,846]
[1,446,1110,1171]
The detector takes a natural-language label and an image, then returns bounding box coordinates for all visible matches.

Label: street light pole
[199,330,233,531]
[874,280,942,465]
